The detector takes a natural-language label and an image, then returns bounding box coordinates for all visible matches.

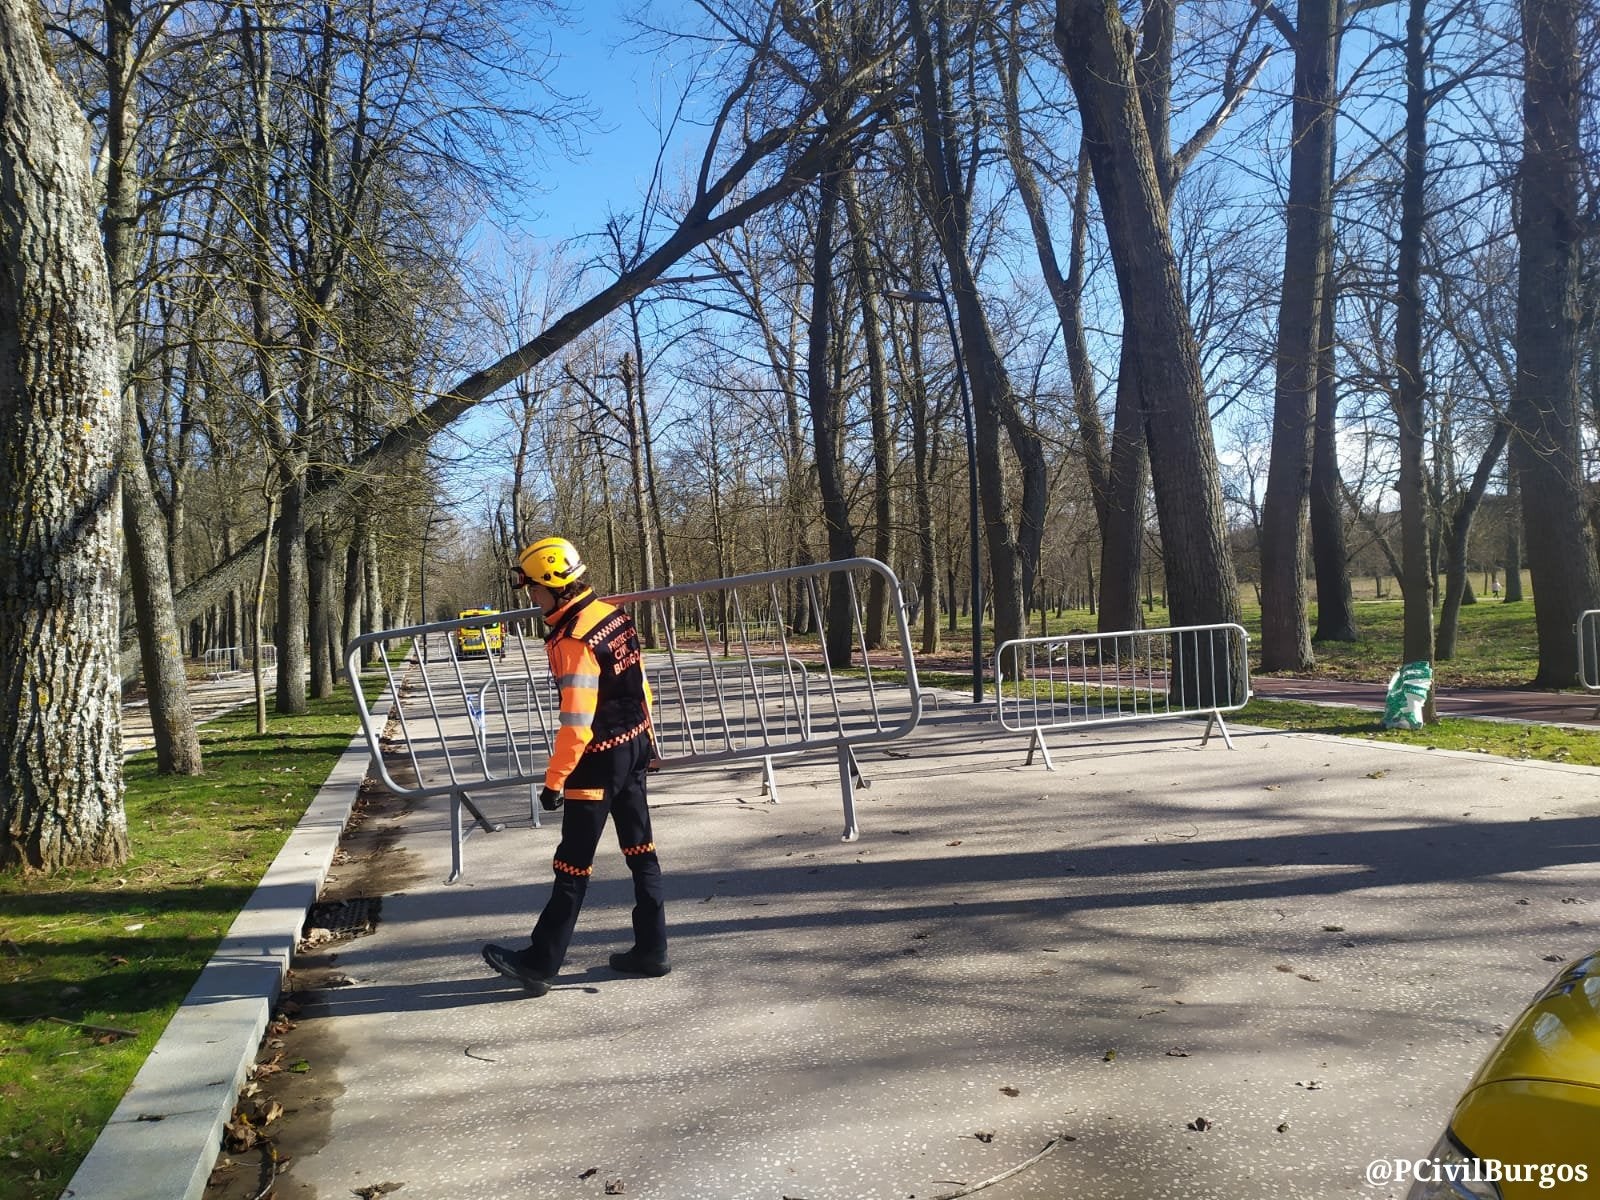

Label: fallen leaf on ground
[604,1179,626,1194]
[1000,1085,1021,1096]
[1165,1048,1190,1057]
[1187,1116,1213,1131]
[223,1116,257,1152]
[1295,1080,1324,1090]
[972,1130,995,1143]
[351,1183,404,1199]
[577,1168,598,1180]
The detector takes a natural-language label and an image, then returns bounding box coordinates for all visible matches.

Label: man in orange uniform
[482,536,669,995]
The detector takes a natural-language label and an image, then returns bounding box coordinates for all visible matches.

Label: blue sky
[519,1,689,243]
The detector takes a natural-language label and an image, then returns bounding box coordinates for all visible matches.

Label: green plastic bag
[1382,660,1432,729]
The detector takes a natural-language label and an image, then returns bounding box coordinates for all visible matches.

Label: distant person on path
[482,535,669,995]
[1491,577,1502,598]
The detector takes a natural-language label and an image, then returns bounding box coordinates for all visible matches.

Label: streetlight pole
[884,283,983,704]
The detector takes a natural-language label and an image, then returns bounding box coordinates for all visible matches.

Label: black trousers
[526,735,665,975]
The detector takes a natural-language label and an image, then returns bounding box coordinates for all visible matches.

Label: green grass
[0,678,386,1200]
[1238,698,1600,766]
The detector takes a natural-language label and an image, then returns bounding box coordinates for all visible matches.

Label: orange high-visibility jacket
[541,589,652,792]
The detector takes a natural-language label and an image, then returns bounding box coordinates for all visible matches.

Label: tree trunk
[1055,0,1241,704]
[1310,251,1358,641]
[806,162,858,666]
[275,466,309,713]
[906,0,1028,653]
[101,0,202,771]
[1260,0,1336,672]
[1503,454,1524,602]
[841,172,894,649]
[343,520,364,681]
[1392,0,1435,716]
[0,2,129,869]
[1512,0,1600,684]
[254,496,275,734]
[306,516,335,699]
[1098,343,1149,634]
[1437,421,1511,659]
[616,353,659,644]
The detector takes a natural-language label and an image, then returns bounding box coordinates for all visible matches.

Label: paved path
[121,671,266,754]
[84,664,1600,1200]
[203,699,1600,1199]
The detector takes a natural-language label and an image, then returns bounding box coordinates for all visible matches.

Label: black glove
[539,786,564,812]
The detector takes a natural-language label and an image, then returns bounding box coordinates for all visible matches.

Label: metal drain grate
[304,897,379,941]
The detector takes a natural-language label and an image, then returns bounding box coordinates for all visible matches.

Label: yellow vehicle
[1407,950,1600,1198]
[454,609,505,658]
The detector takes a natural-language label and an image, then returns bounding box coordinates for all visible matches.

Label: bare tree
[1259,0,1339,671]
[903,0,1044,653]
[1512,0,1600,684]
[1054,0,1243,698]
[147,0,903,652]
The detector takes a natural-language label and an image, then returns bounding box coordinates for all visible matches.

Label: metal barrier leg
[528,780,542,828]
[447,788,506,884]
[761,755,781,804]
[1201,711,1236,749]
[848,746,871,790]
[837,744,860,842]
[1024,728,1056,771]
[449,788,465,884]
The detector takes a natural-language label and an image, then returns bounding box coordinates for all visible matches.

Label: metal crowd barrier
[994,622,1251,770]
[344,558,922,880]
[1580,610,1599,717]
[468,657,817,815]
[201,646,243,680]
[201,644,277,680]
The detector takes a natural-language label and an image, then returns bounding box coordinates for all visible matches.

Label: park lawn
[0,685,382,1200]
[1238,698,1600,766]
[1010,593,1545,687]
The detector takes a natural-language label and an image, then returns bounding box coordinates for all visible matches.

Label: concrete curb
[62,700,388,1200]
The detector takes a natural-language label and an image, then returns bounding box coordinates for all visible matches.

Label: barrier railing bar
[847,571,889,735]
[1579,610,1599,718]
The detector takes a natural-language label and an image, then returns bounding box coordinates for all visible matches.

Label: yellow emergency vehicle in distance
[454,609,505,658]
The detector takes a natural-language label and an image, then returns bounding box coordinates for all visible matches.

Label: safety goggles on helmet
[517,536,587,589]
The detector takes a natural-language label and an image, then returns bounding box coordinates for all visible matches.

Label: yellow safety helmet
[518,536,587,588]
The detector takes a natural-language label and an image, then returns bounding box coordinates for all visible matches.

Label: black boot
[482,943,555,995]
[609,946,671,977]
